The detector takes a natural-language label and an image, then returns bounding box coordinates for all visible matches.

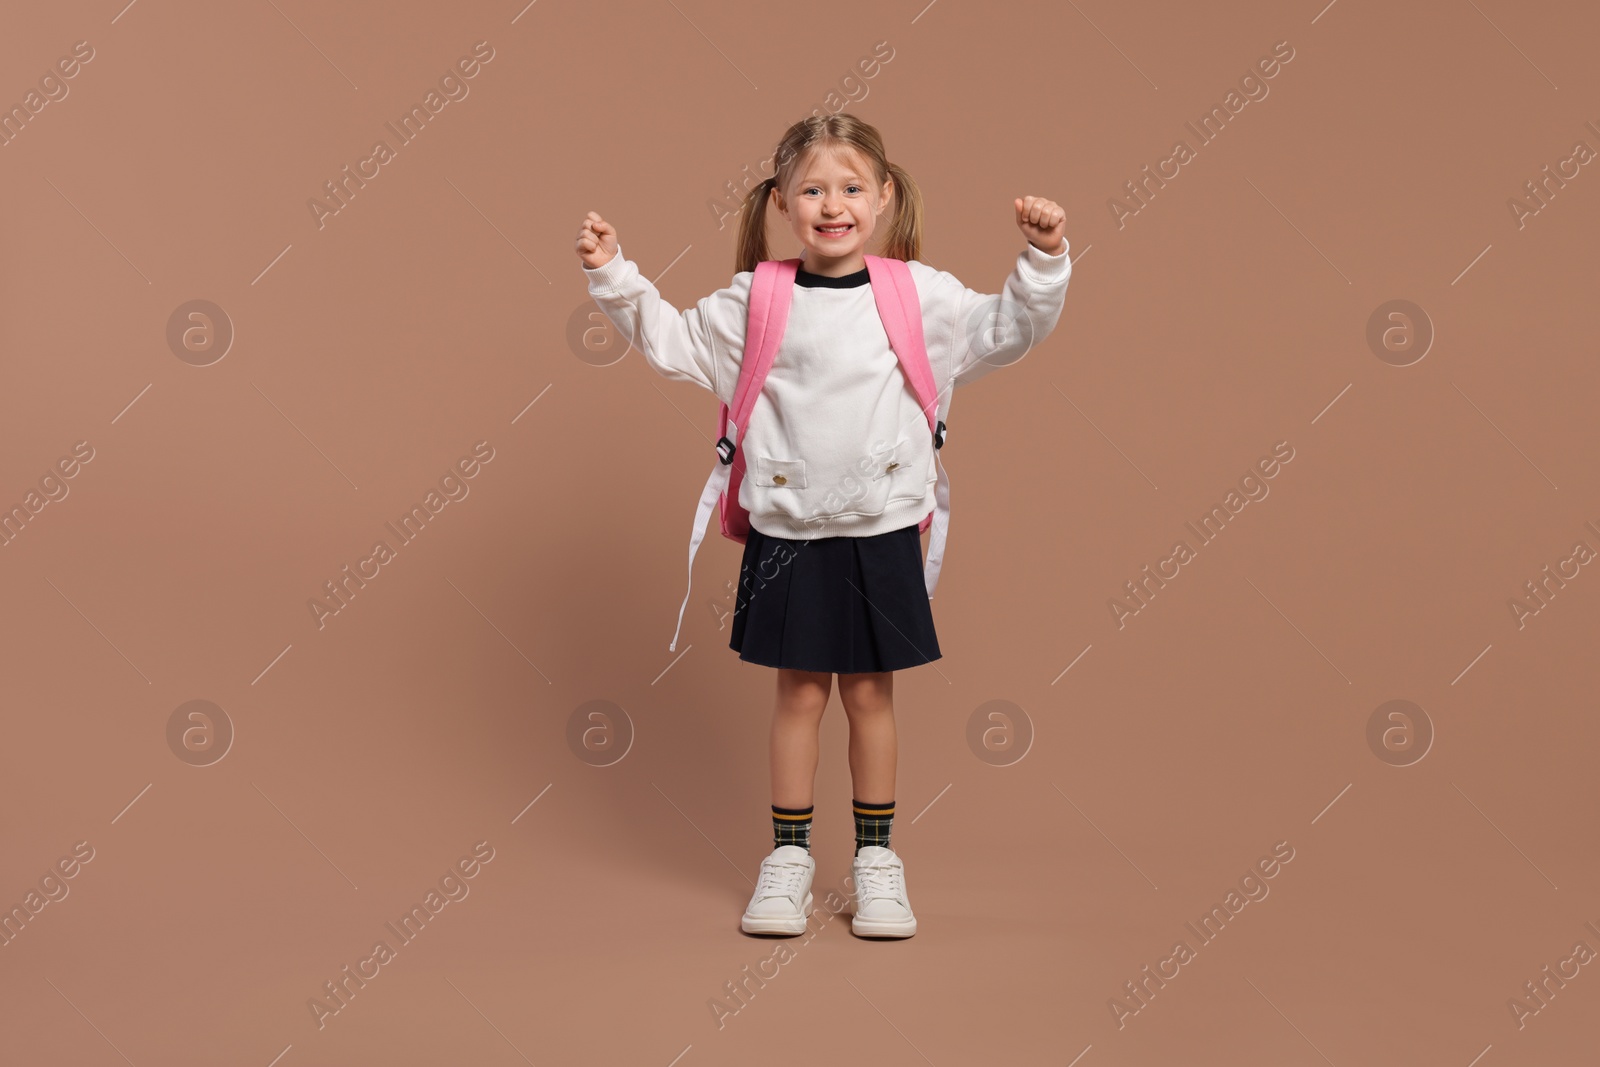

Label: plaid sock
[773,804,813,851]
[853,799,894,851]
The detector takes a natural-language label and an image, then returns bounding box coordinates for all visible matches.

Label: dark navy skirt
[728,522,943,674]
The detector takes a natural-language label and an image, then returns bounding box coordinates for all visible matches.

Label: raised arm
[960,239,1072,387]
[915,196,1073,389]
[579,232,749,405]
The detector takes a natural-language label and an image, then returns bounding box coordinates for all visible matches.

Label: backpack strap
[865,256,939,436]
[667,259,798,651]
[730,260,799,442]
[865,255,953,600]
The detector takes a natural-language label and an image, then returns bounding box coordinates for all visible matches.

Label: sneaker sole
[741,891,813,935]
[851,913,917,938]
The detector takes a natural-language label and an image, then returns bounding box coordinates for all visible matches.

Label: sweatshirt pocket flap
[753,455,807,488]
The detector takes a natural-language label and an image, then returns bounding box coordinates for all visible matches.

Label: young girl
[574,114,1070,939]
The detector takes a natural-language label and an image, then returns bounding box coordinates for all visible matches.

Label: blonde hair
[732,113,924,274]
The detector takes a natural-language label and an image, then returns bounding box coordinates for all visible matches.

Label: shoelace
[755,858,807,900]
[854,859,905,903]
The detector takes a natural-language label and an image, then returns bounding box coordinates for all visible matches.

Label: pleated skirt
[728,521,943,674]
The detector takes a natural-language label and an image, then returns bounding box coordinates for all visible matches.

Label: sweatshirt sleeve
[920,241,1073,390]
[580,244,750,406]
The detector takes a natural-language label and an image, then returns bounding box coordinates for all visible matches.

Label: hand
[1014,196,1066,256]
[576,211,618,269]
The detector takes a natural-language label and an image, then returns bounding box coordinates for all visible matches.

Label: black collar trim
[795,264,870,288]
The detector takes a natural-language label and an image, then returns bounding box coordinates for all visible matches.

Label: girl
[574,114,1070,939]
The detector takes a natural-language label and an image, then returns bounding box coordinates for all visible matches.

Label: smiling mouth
[816,224,853,237]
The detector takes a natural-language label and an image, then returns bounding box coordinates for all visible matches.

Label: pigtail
[879,161,924,264]
[733,175,778,276]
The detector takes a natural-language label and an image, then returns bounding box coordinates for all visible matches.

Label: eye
[847,185,863,194]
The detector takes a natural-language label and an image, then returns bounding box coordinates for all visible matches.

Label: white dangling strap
[669,459,732,651]
[924,447,952,598]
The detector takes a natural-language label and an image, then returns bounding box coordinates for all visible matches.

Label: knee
[838,674,893,718]
[777,670,832,717]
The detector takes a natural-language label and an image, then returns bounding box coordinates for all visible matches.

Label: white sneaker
[851,845,917,938]
[740,844,815,935]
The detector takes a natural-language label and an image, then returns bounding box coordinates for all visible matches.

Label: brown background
[3,0,1599,1064]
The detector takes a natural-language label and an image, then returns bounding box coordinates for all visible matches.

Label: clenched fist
[576,211,618,269]
[1014,196,1066,256]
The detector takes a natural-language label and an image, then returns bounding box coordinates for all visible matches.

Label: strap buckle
[933,420,946,450]
[716,435,736,465]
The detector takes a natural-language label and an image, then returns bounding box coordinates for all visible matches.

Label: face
[773,146,894,275]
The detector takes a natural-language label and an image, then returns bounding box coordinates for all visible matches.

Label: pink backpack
[667,254,952,651]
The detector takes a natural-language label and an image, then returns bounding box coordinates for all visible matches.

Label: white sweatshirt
[582,240,1072,540]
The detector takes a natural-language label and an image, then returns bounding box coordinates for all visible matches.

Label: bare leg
[771,668,832,809]
[837,671,896,805]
